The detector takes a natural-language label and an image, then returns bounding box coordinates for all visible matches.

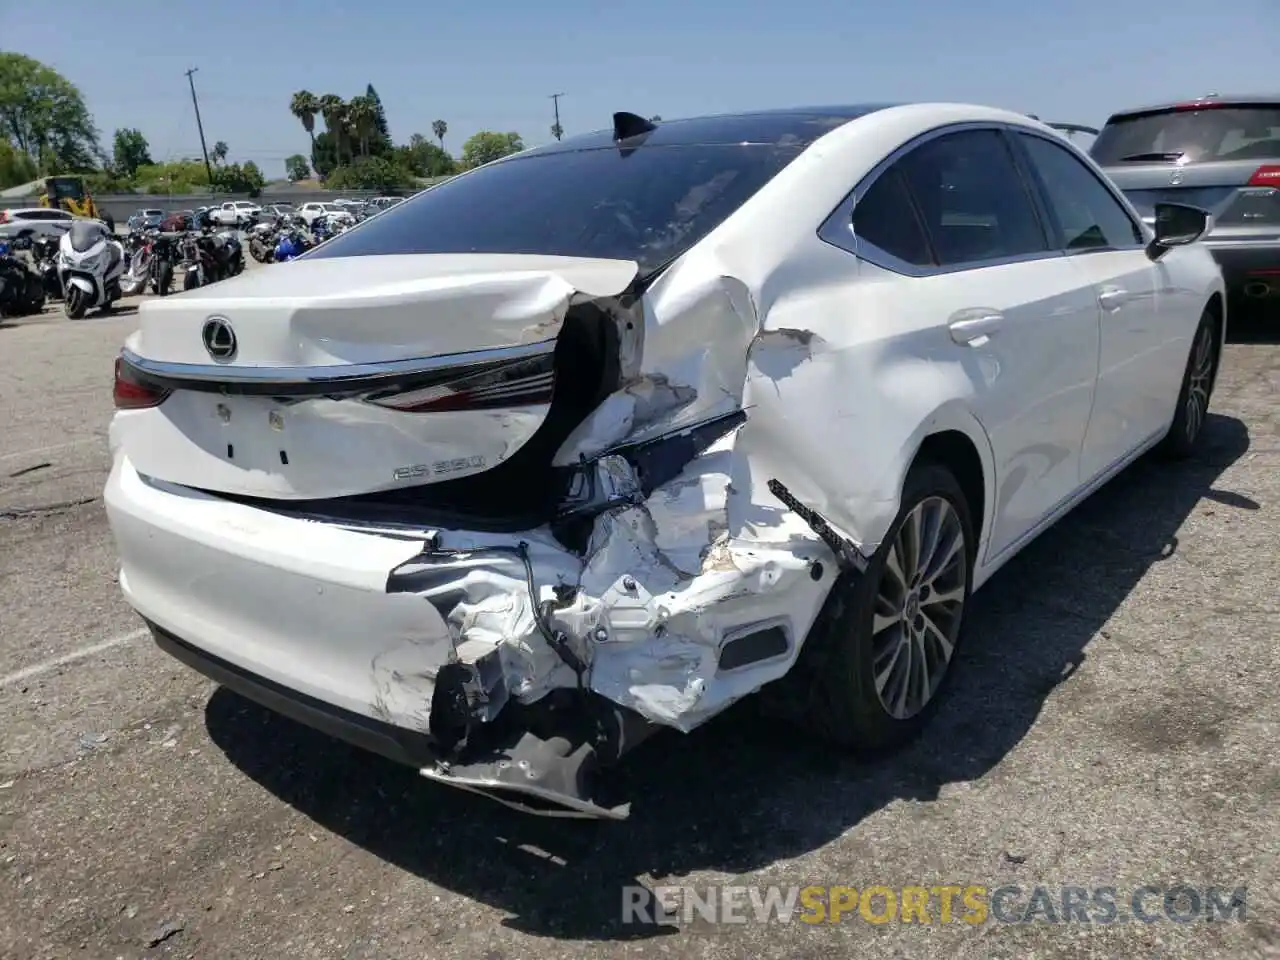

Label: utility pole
[185,67,214,186]
[549,92,564,141]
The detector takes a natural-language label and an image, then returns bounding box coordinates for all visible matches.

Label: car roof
[1104,94,1280,122]
[518,104,898,157]
[7,207,66,216]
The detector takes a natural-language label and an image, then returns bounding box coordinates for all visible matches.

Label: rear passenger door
[1011,131,1174,482]
[855,127,1102,561]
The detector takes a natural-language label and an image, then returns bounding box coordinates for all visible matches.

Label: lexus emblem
[202,317,237,361]
[1169,169,1184,186]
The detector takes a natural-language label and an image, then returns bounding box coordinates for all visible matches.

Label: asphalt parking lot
[1,283,1277,958]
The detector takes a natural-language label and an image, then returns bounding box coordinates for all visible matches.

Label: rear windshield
[305,143,805,276]
[1091,105,1280,164]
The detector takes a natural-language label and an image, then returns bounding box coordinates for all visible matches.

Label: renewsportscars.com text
[622,884,1249,926]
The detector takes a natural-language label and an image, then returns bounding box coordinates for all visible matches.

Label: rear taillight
[113,356,170,410]
[363,354,556,414]
[1247,165,1280,187]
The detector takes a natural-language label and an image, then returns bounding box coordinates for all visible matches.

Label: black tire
[183,269,199,291]
[762,462,975,753]
[155,262,174,297]
[64,286,87,320]
[1156,308,1220,460]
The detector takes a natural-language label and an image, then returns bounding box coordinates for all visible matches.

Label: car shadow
[1227,298,1279,344]
[205,412,1251,942]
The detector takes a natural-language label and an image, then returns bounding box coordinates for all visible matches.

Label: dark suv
[1091,95,1280,305]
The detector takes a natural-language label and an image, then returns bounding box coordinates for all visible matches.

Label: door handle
[1098,286,1129,310]
[948,311,1004,345]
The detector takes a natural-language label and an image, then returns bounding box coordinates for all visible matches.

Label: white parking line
[0,438,105,462]
[0,628,149,688]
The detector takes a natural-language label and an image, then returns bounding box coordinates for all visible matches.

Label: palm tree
[290,90,319,162]
[318,95,348,165]
[432,119,447,151]
[211,141,228,165]
[348,96,377,159]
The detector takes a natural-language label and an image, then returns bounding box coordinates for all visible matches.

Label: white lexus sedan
[104,103,1225,819]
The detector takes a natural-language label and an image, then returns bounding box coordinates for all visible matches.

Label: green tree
[326,156,414,191]
[215,160,265,195]
[311,130,338,178]
[285,153,310,181]
[290,90,319,164]
[550,122,563,141]
[401,135,456,177]
[348,95,377,158]
[112,127,152,176]
[431,119,447,150]
[0,138,39,189]
[365,84,393,155]
[0,53,100,174]
[211,140,229,166]
[460,131,524,169]
[649,115,662,121]
[318,95,350,165]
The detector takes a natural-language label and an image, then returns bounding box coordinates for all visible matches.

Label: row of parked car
[125,196,405,233]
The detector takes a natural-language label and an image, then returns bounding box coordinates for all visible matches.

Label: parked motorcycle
[58,221,125,319]
[273,226,313,262]
[0,235,47,318]
[246,220,278,263]
[179,227,243,291]
[29,233,63,301]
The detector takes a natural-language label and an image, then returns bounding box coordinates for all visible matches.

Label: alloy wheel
[870,496,968,720]
[1185,325,1214,443]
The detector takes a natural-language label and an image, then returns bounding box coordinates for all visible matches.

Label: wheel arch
[892,404,995,565]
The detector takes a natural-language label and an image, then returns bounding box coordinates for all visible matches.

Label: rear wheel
[1157,309,1220,459]
[765,462,974,752]
[155,262,174,296]
[183,268,200,291]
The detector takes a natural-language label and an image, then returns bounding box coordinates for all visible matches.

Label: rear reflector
[113,356,170,409]
[1247,165,1280,187]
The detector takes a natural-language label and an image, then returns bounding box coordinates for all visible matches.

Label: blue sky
[3,0,1277,178]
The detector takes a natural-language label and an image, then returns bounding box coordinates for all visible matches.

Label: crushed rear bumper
[153,624,644,819]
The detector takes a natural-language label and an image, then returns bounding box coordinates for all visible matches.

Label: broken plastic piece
[768,478,868,574]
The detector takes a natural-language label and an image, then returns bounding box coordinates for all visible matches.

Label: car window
[895,129,1049,267]
[1016,133,1143,250]
[852,167,933,266]
[305,142,807,276]
[1091,105,1280,164]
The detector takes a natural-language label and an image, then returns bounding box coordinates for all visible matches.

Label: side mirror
[1146,202,1212,261]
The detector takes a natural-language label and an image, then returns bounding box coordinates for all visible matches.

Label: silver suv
[1091,95,1280,305]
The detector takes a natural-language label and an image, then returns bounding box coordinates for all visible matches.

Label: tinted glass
[48,178,83,200]
[1091,106,1280,164]
[897,129,1049,266]
[305,143,805,275]
[1017,134,1142,249]
[853,168,933,266]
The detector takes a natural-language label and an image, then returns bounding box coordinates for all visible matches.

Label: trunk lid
[1102,160,1280,241]
[114,253,638,504]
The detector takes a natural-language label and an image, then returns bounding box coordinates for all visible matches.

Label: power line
[184,67,214,184]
